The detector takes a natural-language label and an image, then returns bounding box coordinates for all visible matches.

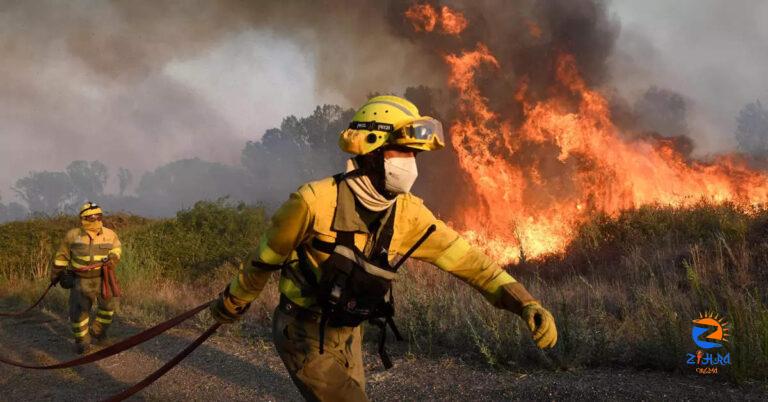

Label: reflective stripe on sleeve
[278,276,315,309]
[54,259,69,267]
[228,277,259,301]
[257,237,288,265]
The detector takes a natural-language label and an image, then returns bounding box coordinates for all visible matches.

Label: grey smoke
[609,0,768,154]
[0,0,766,211]
[0,0,443,202]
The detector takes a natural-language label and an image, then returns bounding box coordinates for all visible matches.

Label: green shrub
[0,200,267,283]
[122,199,267,281]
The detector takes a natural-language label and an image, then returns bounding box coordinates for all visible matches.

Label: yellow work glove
[498,282,558,349]
[209,285,251,324]
[521,301,557,349]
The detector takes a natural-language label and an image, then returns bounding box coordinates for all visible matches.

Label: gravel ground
[0,306,765,401]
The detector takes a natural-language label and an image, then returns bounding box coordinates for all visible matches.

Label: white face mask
[384,156,418,194]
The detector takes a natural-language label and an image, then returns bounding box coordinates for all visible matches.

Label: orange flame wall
[408,4,768,264]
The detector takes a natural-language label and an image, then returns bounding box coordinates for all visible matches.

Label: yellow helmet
[339,95,445,155]
[79,201,103,217]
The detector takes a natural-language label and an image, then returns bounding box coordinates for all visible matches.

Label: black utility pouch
[317,239,396,327]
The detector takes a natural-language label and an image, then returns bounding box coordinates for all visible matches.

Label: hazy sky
[1,1,767,202]
[610,0,768,152]
[0,24,324,200]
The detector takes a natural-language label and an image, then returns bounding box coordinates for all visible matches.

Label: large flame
[407,6,768,264]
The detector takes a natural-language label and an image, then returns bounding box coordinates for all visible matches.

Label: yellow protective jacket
[228,176,516,309]
[53,227,122,279]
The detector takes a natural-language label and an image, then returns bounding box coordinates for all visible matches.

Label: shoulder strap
[368,203,397,268]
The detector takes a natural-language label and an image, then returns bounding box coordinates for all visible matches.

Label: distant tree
[735,100,768,156]
[117,167,133,196]
[633,86,689,137]
[0,196,28,223]
[241,105,353,205]
[12,171,74,214]
[136,158,253,216]
[66,160,108,202]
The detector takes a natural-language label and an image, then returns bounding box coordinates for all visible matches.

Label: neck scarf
[81,220,103,238]
[344,159,395,212]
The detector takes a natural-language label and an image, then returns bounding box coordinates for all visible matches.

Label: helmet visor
[401,118,444,143]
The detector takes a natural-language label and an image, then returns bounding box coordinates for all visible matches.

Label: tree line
[2,91,768,223]
[1,105,353,221]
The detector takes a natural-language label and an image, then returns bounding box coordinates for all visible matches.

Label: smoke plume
[1,0,766,224]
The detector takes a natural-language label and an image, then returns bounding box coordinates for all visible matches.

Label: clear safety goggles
[397,117,444,143]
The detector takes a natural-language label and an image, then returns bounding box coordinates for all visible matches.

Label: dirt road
[0,307,765,401]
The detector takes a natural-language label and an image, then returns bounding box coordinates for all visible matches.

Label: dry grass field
[0,200,765,388]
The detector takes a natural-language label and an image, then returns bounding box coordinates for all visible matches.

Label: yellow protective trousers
[69,276,119,343]
[272,305,367,402]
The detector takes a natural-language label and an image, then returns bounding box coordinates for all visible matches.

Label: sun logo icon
[692,312,730,349]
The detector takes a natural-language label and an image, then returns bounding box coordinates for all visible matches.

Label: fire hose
[0,282,57,317]
[0,300,218,401]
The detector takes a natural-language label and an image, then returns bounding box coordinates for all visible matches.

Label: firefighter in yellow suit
[52,202,122,354]
[210,96,557,401]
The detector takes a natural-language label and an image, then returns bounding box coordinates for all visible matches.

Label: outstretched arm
[402,201,557,349]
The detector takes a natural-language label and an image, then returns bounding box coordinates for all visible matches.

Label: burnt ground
[0,305,765,402]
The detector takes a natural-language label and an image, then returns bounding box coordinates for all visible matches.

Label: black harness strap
[367,206,403,367]
[296,246,319,289]
[311,238,336,254]
[370,318,393,369]
[251,260,285,271]
[318,231,355,355]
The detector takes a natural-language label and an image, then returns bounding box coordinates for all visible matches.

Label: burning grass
[0,202,766,384]
[397,202,768,384]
